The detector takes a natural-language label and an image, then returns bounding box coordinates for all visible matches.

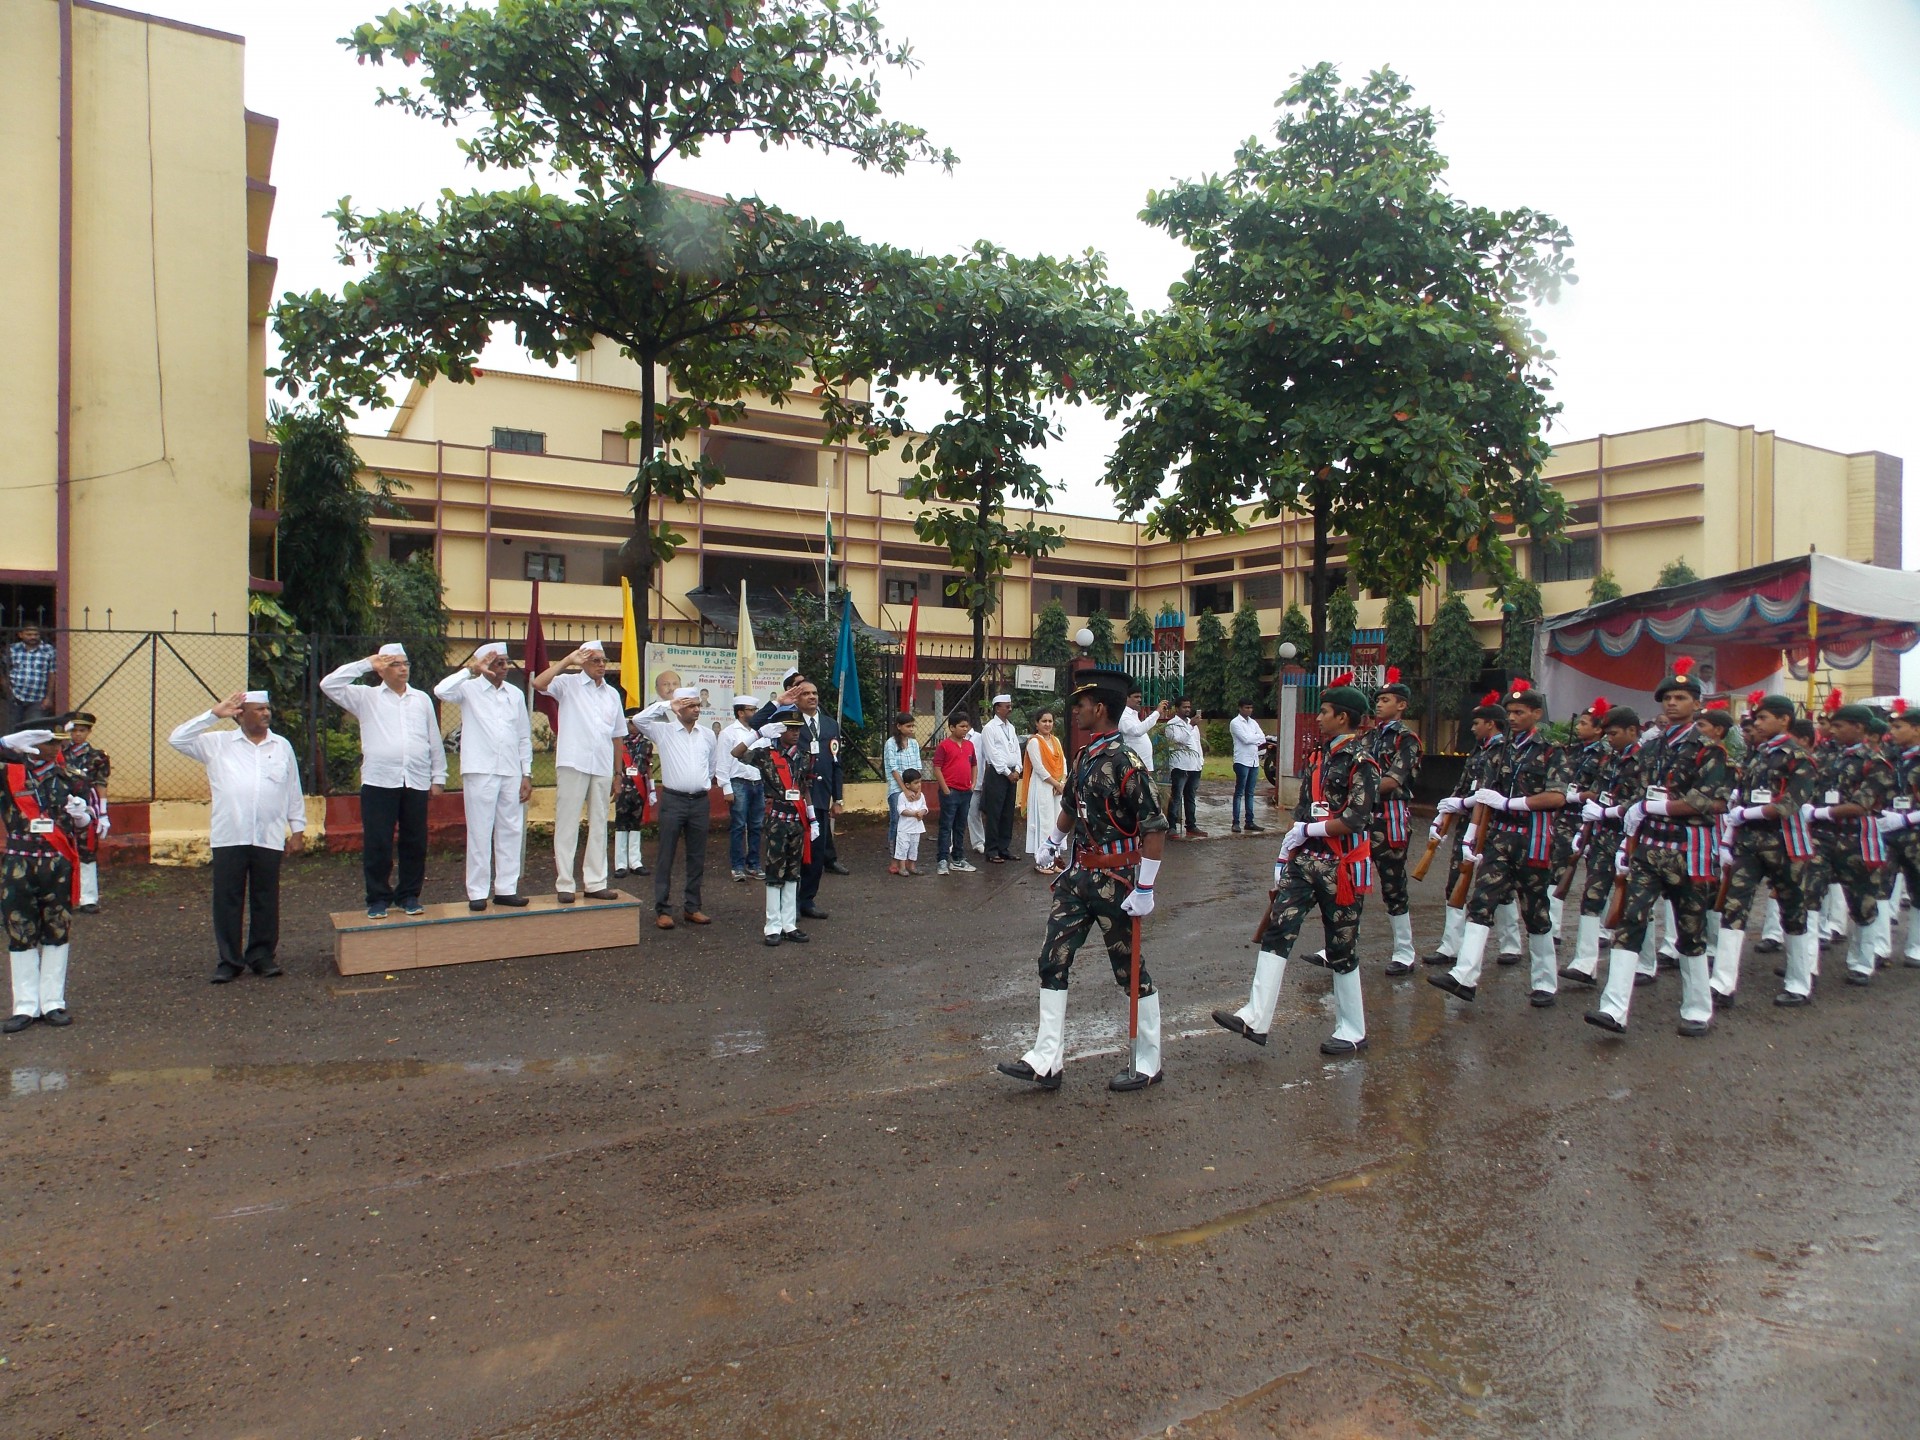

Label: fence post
[148,633,158,801]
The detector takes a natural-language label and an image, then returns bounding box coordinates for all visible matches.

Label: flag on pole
[526,579,558,730]
[823,514,835,621]
[619,577,643,708]
[832,595,864,726]
[898,594,920,712]
[735,586,758,701]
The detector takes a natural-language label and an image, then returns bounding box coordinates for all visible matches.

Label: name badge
[1825,790,1841,805]
[811,740,821,755]
[1309,802,1330,819]
[1896,798,1913,812]
[625,766,639,777]
[1645,785,1669,803]
[28,818,53,835]
[784,789,801,803]
[1750,788,1773,805]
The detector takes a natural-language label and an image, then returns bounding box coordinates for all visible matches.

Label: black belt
[663,787,710,798]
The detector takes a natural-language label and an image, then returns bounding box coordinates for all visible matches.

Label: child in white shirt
[895,771,929,876]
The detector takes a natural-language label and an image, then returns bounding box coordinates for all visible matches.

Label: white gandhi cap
[475,641,508,660]
[243,690,270,705]
[672,686,701,701]
[580,639,605,655]
[991,694,1012,706]
[378,643,407,658]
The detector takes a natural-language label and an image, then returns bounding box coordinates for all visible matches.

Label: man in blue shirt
[8,626,57,730]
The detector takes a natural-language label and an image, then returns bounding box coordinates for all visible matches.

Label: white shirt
[1165,715,1204,771]
[718,718,762,784]
[1230,713,1269,768]
[980,714,1022,777]
[544,671,626,777]
[632,700,722,794]
[1118,705,1160,771]
[320,661,448,790]
[432,670,532,778]
[896,790,929,836]
[168,712,306,850]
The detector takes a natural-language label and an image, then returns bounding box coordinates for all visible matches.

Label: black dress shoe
[1845,971,1873,986]
[1427,972,1475,1002]
[1677,1019,1710,1037]
[41,1008,72,1026]
[1319,1035,1367,1056]
[1244,823,1265,833]
[996,1059,1062,1090]
[1211,1009,1268,1046]
[1421,951,1453,966]
[1299,949,1334,970]
[77,903,100,915]
[210,962,244,985]
[493,894,530,907]
[1710,988,1734,1009]
[1109,1065,1163,1092]
[1529,989,1557,1008]
[783,929,810,944]
[1384,960,1416,977]
[1496,951,1524,967]
[557,891,576,904]
[1633,971,1657,987]
[1754,937,1783,953]
[1774,990,1812,1007]
[800,906,829,920]
[468,899,488,912]
[251,961,284,979]
[1583,1009,1626,1033]
[4,1013,36,1033]
[763,934,782,947]
[1558,966,1597,987]
[826,861,851,876]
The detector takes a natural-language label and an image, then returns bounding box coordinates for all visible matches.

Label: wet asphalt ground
[4,785,1918,1438]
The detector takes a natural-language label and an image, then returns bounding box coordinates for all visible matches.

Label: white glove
[1278,822,1309,858]
[1571,833,1586,856]
[1436,796,1465,816]
[1726,806,1748,827]
[758,722,785,740]
[1428,821,1446,844]
[64,795,91,822]
[1581,799,1606,824]
[1623,802,1647,836]
[1800,802,1832,824]
[1718,845,1735,867]
[1462,846,1481,867]
[95,815,111,839]
[1876,812,1909,835]
[1120,887,1155,918]
[1471,787,1507,812]
[809,821,820,840]
[1743,805,1771,824]
[1565,787,1582,804]
[1615,849,1633,875]
[1643,795,1671,817]
[1273,860,1288,887]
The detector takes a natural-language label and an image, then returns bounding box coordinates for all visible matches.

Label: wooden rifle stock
[1447,805,1492,908]
[1604,834,1638,929]
[1252,886,1278,944]
[1552,820,1594,901]
[1409,810,1452,882]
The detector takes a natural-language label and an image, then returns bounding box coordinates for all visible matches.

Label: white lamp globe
[1074,627,1095,649]
[1277,641,1298,662]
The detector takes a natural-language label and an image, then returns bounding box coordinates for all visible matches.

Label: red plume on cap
[1824,688,1844,714]
[1329,670,1355,686]
[1509,677,1531,692]
[1895,698,1910,717]
[1746,689,1766,707]
[1479,690,1501,707]
[1384,666,1401,684]
[1705,698,1730,711]
[1672,656,1695,678]
[1589,696,1611,719]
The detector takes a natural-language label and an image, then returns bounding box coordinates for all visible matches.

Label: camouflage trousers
[1257,849,1364,975]
[1548,815,1582,896]
[1719,827,1809,934]
[1805,841,1880,927]
[1368,828,1409,916]
[1576,826,1626,917]
[1037,864,1154,996]
[1615,841,1712,956]
[4,850,73,950]
[1879,830,1920,904]
[1463,825,1553,933]
[613,784,648,829]
[760,814,806,885]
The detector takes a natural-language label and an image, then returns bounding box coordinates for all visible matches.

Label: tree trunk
[1309,489,1329,667]
[628,356,657,644]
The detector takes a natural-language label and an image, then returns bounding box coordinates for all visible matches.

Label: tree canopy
[1106,63,1575,658]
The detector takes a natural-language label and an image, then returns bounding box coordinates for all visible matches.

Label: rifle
[1410,810,1453,882]
[1604,834,1639,929]
[1447,804,1492,908]
[1252,882,1279,944]
[1552,822,1592,901]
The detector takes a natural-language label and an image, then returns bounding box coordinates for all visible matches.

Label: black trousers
[212,845,282,971]
[653,789,710,915]
[1169,768,1201,830]
[981,770,1017,859]
[799,787,836,908]
[360,785,428,907]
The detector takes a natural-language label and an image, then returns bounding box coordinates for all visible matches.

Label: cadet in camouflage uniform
[999,667,1170,1093]
[1365,669,1422,975]
[4,726,98,1032]
[729,710,815,946]
[1714,693,1817,1006]
[58,711,110,913]
[1549,704,1609,940]
[612,715,655,878]
[1803,702,1893,984]
[1430,679,1566,1007]
[1585,658,1729,1038]
[1863,707,1902,967]
[1873,700,1920,970]
[1214,676,1378,1056]
[1558,700,1639,987]
[1424,694,1508,964]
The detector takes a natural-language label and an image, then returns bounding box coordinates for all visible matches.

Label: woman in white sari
[1022,710,1067,871]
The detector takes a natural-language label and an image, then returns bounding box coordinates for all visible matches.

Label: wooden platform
[330,892,644,975]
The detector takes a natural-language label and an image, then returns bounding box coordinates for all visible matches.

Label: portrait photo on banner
[643,644,799,723]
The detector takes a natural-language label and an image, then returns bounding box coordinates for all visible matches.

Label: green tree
[272,0,951,643]
[1126,605,1154,644]
[1383,591,1421,713]
[762,590,888,775]
[1085,608,1117,666]
[1278,603,1312,663]
[370,553,450,670]
[1325,581,1359,654]
[1188,609,1227,713]
[1656,557,1700,588]
[1026,598,1071,709]
[844,243,1136,696]
[1588,568,1624,603]
[1226,600,1265,707]
[272,406,389,637]
[1106,63,1574,660]
[1496,577,1543,678]
[1428,590,1486,750]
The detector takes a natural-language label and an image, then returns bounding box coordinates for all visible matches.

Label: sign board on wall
[1015,664,1057,691]
[642,644,800,723]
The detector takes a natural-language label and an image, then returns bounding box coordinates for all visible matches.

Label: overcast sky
[162,0,1918,559]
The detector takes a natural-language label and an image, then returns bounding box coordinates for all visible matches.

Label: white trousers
[765,880,797,936]
[1759,893,1784,944]
[462,772,525,901]
[554,766,611,894]
[79,861,99,908]
[10,945,69,1016]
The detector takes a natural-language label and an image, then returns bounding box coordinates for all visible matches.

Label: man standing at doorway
[8,626,56,730]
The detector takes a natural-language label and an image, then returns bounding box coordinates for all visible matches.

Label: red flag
[899,595,920,712]
[526,578,558,730]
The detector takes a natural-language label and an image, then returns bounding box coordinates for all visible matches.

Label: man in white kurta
[532,641,626,901]
[434,643,533,911]
[169,690,307,983]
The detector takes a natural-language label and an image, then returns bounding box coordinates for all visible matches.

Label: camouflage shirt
[1293,731,1378,851]
[1625,720,1731,837]
[1064,730,1167,854]
[1451,734,1507,798]
[1362,719,1420,796]
[60,740,111,788]
[1810,741,1893,857]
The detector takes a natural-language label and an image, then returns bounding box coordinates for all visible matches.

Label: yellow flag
[619,577,642,708]
[736,586,759,702]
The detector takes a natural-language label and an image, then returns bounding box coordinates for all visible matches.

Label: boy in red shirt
[933,715,978,876]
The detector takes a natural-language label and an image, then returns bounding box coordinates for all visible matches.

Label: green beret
[1320,685,1369,722]
[1831,703,1877,728]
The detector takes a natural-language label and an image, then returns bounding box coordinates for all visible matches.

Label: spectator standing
[719,696,764,882]
[1023,710,1066,872]
[8,625,57,729]
[978,694,1022,863]
[167,691,306,984]
[432,643,533,912]
[629,687,722,929]
[882,711,924,875]
[321,645,445,918]
[1229,699,1270,834]
[532,641,626,903]
[966,718,989,856]
[1119,688,1169,773]
[933,715,978,876]
[894,769,930,876]
[1164,697,1208,839]
[792,681,845,918]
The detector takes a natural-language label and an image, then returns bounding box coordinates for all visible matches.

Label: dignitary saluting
[169,692,307,985]
[627,686,722,929]
[1215,674,1379,1057]
[999,666,1170,1093]
[433,643,533,912]
[322,644,445,918]
[533,641,626,904]
[3,726,98,1031]
[731,708,816,945]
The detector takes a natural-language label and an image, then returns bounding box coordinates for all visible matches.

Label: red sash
[768,748,812,867]
[8,763,83,904]
[1311,746,1374,905]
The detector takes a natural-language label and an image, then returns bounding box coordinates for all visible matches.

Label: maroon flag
[899,594,920,712]
[526,579,559,729]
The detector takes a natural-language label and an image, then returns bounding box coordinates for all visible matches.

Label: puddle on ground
[5,1052,626,1097]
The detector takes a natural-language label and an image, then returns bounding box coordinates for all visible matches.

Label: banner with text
[642,644,799,724]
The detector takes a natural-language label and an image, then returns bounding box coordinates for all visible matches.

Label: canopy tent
[1532,554,1920,713]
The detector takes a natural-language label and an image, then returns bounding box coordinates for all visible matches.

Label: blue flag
[832,596,864,726]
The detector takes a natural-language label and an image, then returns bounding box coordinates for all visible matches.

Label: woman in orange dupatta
[1023,710,1067,871]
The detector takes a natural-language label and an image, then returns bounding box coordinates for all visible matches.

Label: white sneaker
[952,859,977,873]
[937,861,949,876]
